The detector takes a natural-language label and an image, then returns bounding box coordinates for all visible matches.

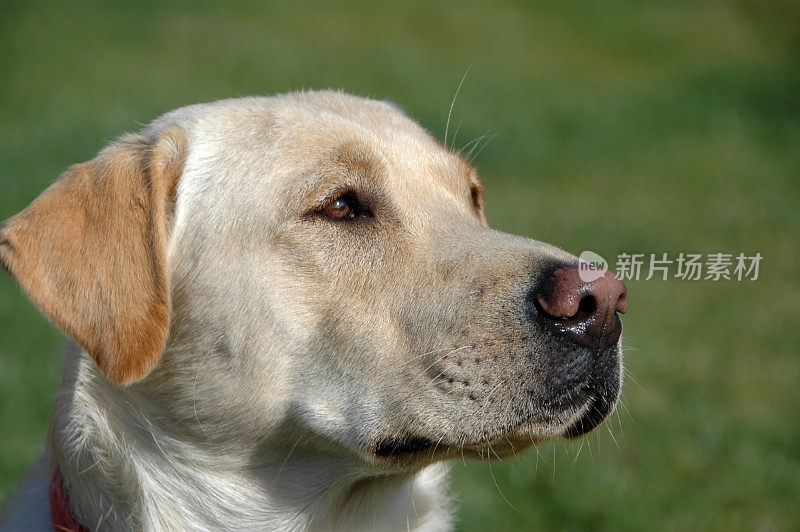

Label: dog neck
[48,350,451,530]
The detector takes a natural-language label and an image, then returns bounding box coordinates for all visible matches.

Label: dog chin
[368,369,619,466]
[469,384,617,448]
[368,401,596,465]
[456,396,612,461]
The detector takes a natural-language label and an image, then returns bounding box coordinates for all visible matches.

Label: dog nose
[535,266,628,350]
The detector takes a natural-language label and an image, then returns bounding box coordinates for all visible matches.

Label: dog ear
[0,127,187,385]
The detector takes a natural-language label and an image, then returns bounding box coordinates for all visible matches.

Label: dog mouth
[373,436,437,458]
[371,380,615,462]
[369,334,622,462]
[561,388,614,438]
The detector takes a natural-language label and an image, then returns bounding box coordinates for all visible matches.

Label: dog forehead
[160,93,473,208]
[151,91,435,151]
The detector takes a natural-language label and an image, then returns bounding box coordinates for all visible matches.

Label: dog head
[0,91,627,469]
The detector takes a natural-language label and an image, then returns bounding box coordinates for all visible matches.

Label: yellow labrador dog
[0,91,627,531]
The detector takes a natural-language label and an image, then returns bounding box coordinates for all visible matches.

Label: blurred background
[1,1,798,529]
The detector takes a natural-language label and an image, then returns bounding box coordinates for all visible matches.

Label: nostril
[577,295,596,317]
[615,290,629,314]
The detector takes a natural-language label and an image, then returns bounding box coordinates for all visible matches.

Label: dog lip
[373,435,435,458]
[562,390,613,438]
[374,374,616,459]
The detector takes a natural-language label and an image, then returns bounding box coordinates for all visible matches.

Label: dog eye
[320,193,362,220]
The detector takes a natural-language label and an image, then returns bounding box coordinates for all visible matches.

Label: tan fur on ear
[0,127,187,384]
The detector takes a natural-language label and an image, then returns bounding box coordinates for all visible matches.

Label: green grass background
[1,1,798,530]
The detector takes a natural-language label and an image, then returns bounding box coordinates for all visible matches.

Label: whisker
[465,132,498,161]
[505,436,516,456]
[421,345,472,375]
[479,379,506,412]
[407,346,455,362]
[618,398,636,424]
[534,439,552,469]
[623,368,651,398]
[429,432,449,460]
[276,434,304,479]
[488,456,518,511]
[444,62,473,147]
[451,120,463,148]
[487,441,503,462]
[192,345,216,436]
[595,429,602,457]
[468,133,497,164]
[458,129,492,156]
[571,437,585,467]
[606,424,620,448]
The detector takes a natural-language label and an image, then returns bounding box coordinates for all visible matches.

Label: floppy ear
[0,127,187,385]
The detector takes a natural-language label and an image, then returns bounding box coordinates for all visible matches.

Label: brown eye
[316,190,372,221]
[321,194,356,219]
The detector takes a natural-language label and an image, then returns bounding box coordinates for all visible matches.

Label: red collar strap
[49,469,88,532]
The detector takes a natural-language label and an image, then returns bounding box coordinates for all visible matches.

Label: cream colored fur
[0,91,622,531]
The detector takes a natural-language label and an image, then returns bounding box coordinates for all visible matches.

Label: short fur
[0,91,623,531]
